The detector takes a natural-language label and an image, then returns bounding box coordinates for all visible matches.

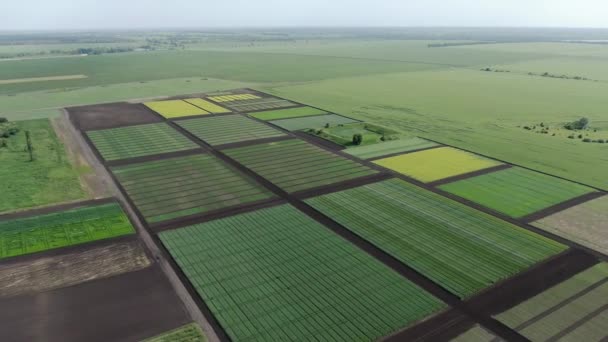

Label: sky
[1,0,608,31]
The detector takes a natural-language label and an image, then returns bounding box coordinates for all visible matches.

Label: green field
[111,154,273,223]
[223,97,298,112]
[0,119,85,213]
[495,262,608,341]
[175,115,286,146]
[269,114,359,131]
[344,137,440,160]
[249,106,327,121]
[159,204,445,341]
[224,139,377,193]
[306,179,566,298]
[439,168,596,218]
[144,323,206,342]
[87,123,198,161]
[0,202,135,259]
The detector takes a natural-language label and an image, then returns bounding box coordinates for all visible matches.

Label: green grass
[143,323,206,342]
[249,106,327,120]
[0,202,135,259]
[175,115,286,146]
[312,122,386,146]
[223,98,298,112]
[495,262,608,341]
[159,204,445,341]
[224,139,377,193]
[344,137,440,159]
[111,154,273,223]
[439,167,595,218]
[0,119,84,213]
[87,123,198,161]
[269,114,359,131]
[305,179,566,298]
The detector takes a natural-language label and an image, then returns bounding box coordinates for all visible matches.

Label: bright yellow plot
[374,147,502,183]
[208,94,260,103]
[184,98,230,114]
[144,100,209,118]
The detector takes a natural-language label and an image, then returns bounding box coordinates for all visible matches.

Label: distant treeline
[428,41,496,48]
[0,46,145,59]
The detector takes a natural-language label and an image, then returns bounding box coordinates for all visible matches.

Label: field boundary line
[214,135,293,150]
[520,192,606,223]
[0,197,117,220]
[105,148,205,167]
[383,309,475,342]
[427,164,513,187]
[366,144,444,161]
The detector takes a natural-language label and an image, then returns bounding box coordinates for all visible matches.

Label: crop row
[345,137,440,160]
[250,106,327,121]
[160,204,445,341]
[270,114,359,131]
[176,115,285,146]
[224,98,298,112]
[184,98,230,114]
[305,179,566,298]
[208,94,260,103]
[144,99,208,118]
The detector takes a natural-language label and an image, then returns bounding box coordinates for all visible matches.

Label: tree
[565,117,589,130]
[0,117,7,123]
[352,133,363,146]
[25,130,34,161]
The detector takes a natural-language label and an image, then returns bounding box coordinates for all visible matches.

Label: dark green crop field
[0,202,134,259]
[160,204,445,341]
[111,154,274,223]
[87,122,198,161]
[306,179,566,298]
[224,139,377,193]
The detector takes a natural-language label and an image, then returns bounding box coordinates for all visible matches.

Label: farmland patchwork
[144,100,208,118]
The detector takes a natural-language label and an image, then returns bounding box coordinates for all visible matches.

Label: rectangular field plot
[184,98,230,114]
[144,100,208,118]
[451,325,502,342]
[159,205,445,341]
[208,93,260,102]
[111,154,274,223]
[143,323,206,342]
[270,114,359,131]
[0,202,135,260]
[224,139,378,193]
[495,263,608,341]
[87,123,199,161]
[176,115,286,146]
[222,98,299,112]
[373,146,502,183]
[250,106,327,121]
[345,137,440,160]
[439,168,596,218]
[305,179,566,298]
[533,195,608,255]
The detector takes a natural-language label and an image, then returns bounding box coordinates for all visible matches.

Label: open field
[87,122,198,161]
[250,106,327,121]
[0,74,87,85]
[533,195,608,255]
[160,204,445,341]
[494,262,608,341]
[111,154,274,223]
[344,137,440,160]
[269,114,359,131]
[176,115,286,146]
[144,99,208,118]
[439,167,596,218]
[144,323,206,342]
[451,325,501,341]
[222,97,298,112]
[0,119,84,213]
[306,179,566,298]
[208,93,259,102]
[183,98,230,114]
[310,122,400,147]
[373,146,502,183]
[224,139,378,193]
[68,102,163,131]
[0,202,134,260]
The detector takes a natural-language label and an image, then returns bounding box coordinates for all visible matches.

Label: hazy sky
[2,0,607,30]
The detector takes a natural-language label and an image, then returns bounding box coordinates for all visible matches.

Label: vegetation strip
[520,191,606,223]
[144,100,209,118]
[160,204,446,341]
[269,114,359,131]
[249,106,327,120]
[184,98,230,114]
[427,164,513,187]
[361,139,442,161]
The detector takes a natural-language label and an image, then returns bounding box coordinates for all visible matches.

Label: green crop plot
[87,123,198,161]
[111,154,273,223]
[184,98,230,114]
[0,202,135,260]
[495,263,608,341]
[249,106,327,121]
[144,323,206,342]
[344,137,440,160]
[160,204,445,341]
[306,179,566,298]
[269,114,359,131]
[175,115,286,146]
[439,167,596,218]
[223,97,298,112]
[224,139,378,193]
[144,100,208,118]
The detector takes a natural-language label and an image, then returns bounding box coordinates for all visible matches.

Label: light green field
[344,137,440,160]
[249,106,327,120]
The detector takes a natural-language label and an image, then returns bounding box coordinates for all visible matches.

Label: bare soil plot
[175,115,286,146]
[0,266,190,342]
[111,154,274,224]
[533,195,608,255]
[439,167,596,218]
[269,114,359,131]
[494,262,608,341]
[224,139,378,193]
[86,122,198,161]
[160,204,445,341]
[67,102,162,131]
[0,238,150,298]
[305,179,566,298]
[374,147,502,183]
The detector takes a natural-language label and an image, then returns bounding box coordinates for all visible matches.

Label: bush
[352,133,363,146]
[0,138,6,148]
[578,134,583,139]
[0,117,7,123]
[598,139,606,143]
[582,138,592,142]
